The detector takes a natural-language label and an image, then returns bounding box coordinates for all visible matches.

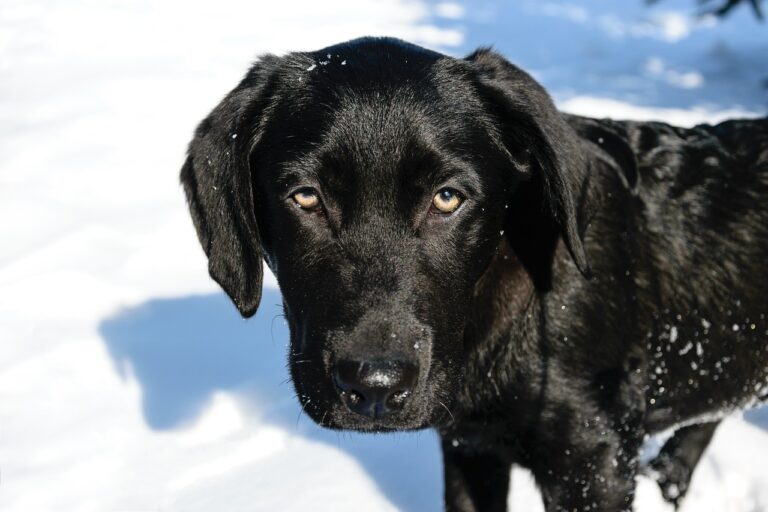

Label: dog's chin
[323,415,432,433]
[298,396,449,433]
[339,407,439,432]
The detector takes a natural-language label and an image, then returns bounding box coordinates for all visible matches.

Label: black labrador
[180,37,768,511]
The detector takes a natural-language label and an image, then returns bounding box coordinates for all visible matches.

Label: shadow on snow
[98,289,443,512]
[424,0,768,112]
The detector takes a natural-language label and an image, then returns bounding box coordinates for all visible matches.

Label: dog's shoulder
[615,117,767,177]
[566,115,768,201]
[697,118,768,165]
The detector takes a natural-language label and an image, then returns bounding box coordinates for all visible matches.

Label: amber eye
[292,188,320,210]
[431,188,463,214]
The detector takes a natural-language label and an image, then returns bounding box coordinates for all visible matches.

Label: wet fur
[180,37,768,511]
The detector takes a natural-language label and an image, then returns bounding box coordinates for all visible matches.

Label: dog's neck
[447,238,546,430]
[469,238,536,345]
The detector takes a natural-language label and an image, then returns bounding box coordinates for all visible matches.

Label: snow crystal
[306,64,316,71]
[669,326,678,342]
[666,483,680,499]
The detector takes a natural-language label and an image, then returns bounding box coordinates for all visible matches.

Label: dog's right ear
[465,48,592,283]
[180,57,280,318]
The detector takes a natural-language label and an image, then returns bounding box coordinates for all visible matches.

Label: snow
[1,0,766,511]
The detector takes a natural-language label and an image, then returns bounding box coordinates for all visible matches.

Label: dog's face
[253,69,515,431]
[181,38,590,432]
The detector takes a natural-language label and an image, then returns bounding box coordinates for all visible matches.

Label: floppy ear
[466,48,592,280]
[180,58,279,318]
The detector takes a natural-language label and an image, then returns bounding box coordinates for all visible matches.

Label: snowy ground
[1,1,767,511]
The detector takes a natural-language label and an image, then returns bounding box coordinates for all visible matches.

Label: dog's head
[180,38,590,431]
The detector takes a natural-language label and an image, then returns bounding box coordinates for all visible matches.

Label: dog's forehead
[277,38,482,131]
[254,39,503,213]
[303,36,446,81]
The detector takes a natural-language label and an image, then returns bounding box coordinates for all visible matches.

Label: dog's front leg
[646,421,720,507]
[441,436,511,512]
[533,430,644,512]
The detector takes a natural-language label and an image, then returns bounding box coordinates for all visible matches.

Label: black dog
[180,37,768,511]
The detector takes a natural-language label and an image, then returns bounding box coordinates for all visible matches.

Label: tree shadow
[98,290,442,512]
[423,0,768,112]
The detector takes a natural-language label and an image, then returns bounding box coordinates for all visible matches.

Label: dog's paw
[643,452,693,508]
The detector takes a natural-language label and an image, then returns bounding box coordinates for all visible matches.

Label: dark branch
[647,0,765,21]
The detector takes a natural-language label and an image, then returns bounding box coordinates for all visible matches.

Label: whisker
[438,400,455,423]
[270,313,283,344]
[296,397,311,428]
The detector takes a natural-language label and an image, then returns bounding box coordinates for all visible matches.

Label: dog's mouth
[291,359,453,432]
[287,317,464,432]
[302,397,438,432]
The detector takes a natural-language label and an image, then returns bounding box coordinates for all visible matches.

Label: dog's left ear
[466,49,592,279]
[180,56,280,318]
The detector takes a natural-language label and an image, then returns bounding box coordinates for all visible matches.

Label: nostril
[334,359,418,418]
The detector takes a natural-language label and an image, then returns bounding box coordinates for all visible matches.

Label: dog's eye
[292,188,321,210]
[431,188,463,214]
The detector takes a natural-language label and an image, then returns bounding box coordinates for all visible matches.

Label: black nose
[334,359,418,418]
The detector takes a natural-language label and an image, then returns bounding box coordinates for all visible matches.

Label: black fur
[180,37,768,511]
